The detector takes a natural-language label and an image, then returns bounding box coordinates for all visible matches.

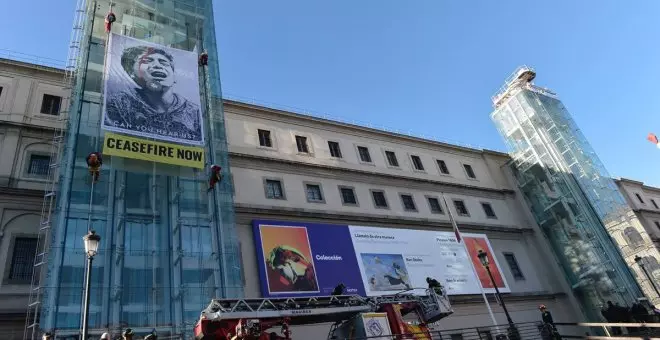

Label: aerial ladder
[194,288,453,340]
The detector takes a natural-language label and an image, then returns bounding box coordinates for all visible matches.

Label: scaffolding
[23,0,88,339]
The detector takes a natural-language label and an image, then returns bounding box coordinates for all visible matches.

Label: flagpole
[440,194,500,329]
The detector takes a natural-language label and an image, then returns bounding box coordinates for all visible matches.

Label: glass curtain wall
[491,85,651,320]
[41,0,242,338]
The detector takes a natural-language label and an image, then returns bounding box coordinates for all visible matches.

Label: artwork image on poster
[259,225,320,294]
[102,33,204,145]
[360,253,411,292]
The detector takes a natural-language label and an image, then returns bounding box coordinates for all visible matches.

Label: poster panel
[349,226,510,296]
[102,33,205,146]
[253,221,366,297]
[102,132,204,168]
[252,220,510,298]
[360,313,393,339]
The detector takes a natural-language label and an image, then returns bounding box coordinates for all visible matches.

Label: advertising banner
[102,132,205,169]
[253,220,510,298]
[102,33,205,146]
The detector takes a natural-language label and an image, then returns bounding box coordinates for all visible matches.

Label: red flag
[648,133,659,145]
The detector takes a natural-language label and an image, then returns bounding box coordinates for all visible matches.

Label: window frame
[328,141,343,158]
[262,177,286,200]
[370,189,389,209]
[462,163,477,180]
[635,193,645,204]
[39,94,62,116]
[383,150,400,168]
[453,199,470,217]
[654,221,660,230]
[294,135,310,154]
[481,202,497,219]
[257,129,273,148]
[425,195,444,214]
[24,152,51,178]
[4,234,39,284]
[651,199,659,209]
[399,193,418,212]
[503,252,526,281]
[356,145,373,164]
[409,154,425,172]
[303,182,326,204]
[436,159,451,175]
[338,185,359,206]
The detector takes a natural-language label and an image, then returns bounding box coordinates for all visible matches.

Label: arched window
[623,227,644,247]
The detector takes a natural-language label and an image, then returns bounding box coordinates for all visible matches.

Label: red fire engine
[194,288,453,340]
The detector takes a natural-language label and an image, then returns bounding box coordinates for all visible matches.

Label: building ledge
[234,203,534,235]
[450,291,565,305]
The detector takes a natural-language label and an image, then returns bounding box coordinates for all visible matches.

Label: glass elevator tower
[491,67,660,320]
[32,0,243,338]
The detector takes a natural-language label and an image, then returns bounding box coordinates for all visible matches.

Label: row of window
[263,178,498,218]
[0,86,62,115]
[257,129,479,179]
[635,192,660,209]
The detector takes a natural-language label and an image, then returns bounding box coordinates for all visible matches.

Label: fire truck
[193,288,453,340]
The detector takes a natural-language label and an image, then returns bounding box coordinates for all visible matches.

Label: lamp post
[634,255,660,298]
[81,230,101,340]
[477,250,517,339]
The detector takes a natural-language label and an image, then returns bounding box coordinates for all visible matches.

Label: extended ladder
[201,290,453,325]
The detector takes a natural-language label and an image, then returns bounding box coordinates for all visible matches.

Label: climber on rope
[199,51,209,66]
[105,10,116,33]
[86,152,103,183]
[207,164,222,192]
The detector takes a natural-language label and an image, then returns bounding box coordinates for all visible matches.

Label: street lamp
[81,230,101,340]
[634,255,660,298]
[477,250,518,339]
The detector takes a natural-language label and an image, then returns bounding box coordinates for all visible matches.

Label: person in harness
[426,277,444,296]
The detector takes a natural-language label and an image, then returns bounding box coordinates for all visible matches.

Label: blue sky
[2,1,660,186]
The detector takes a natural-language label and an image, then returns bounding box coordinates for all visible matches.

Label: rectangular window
[328,141,342,158]
[427,197,443,214]
[652,199,658,209]
[450,335,464,340]
[9,237,38,282]
[482,202,497,219]
[636,193,645,204]
[477,330,493,340]
[339,187,357,205]
[385,151,399,167]
[40,94,62,115]
[411,155,424,171]
[258,129,272,147]
[371,190,388,208]
[400,194,417,211]
[265,179,284,199]
[357,146,372,163]
[463,164,476,179]
[453,200,469,216]
[503,252,525,280]
[437,159,450,174]
[0,87,3,98]
[305,184,324,203]
[27,154,51,176]
[655,221,660,229]
[295,135,309,153]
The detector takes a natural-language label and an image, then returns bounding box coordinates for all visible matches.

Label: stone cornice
[230,152,516,199]
[234,203,534,236]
